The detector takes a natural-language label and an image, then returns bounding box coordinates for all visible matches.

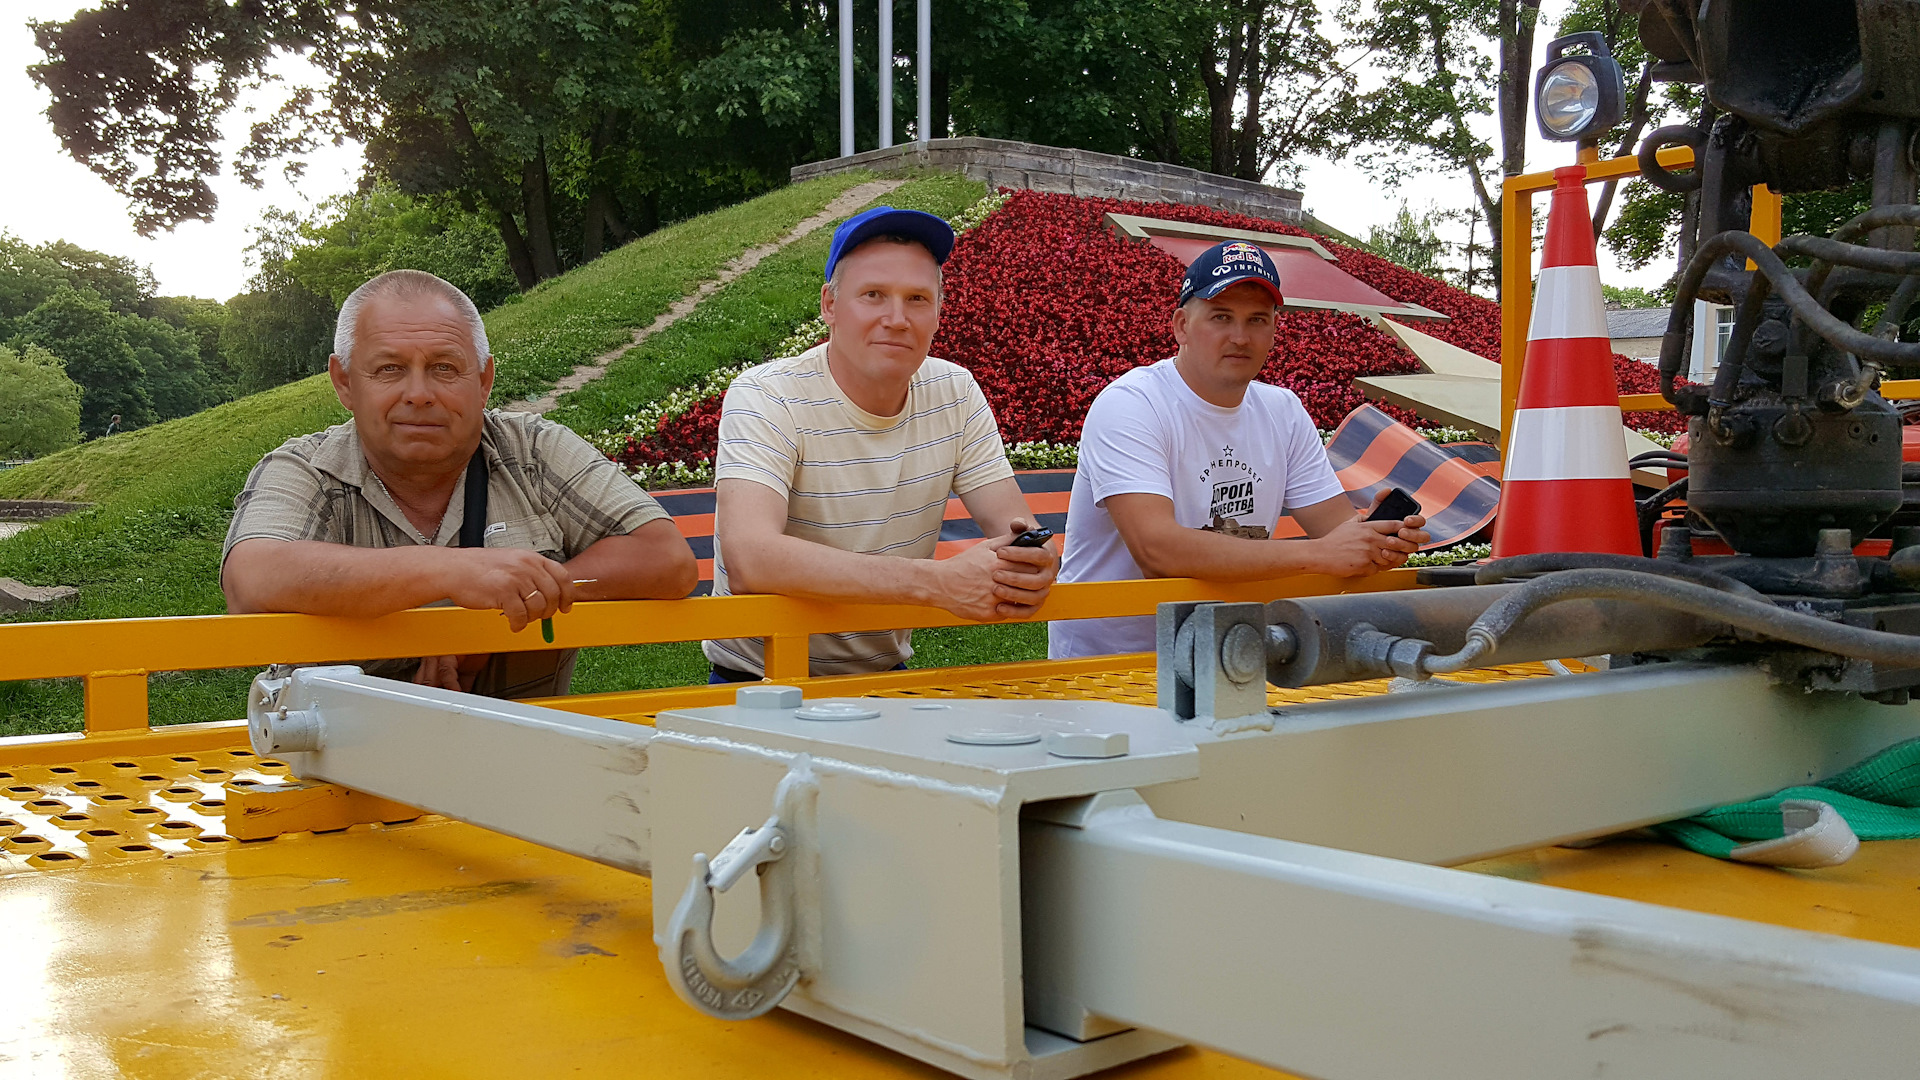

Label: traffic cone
[1492,165,1640,557]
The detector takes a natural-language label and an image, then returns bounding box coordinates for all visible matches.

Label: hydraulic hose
[1471,551,1760,598]
[1422,568,1920,675]
[1660,226,1920,402]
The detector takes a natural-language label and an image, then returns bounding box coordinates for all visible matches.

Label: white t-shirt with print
[1048,358,1345,659]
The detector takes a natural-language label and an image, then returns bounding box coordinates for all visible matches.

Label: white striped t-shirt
[704,343,1015,676]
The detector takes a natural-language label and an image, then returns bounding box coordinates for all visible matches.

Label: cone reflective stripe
[1493,165,1640,557]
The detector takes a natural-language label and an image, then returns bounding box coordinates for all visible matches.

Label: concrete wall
[792,138,1305,225]
[1612,336,1663,361]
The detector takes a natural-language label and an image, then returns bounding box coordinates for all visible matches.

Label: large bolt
[1220,622,1266,684]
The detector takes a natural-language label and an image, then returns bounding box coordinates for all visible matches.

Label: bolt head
[1220,622,1266,684]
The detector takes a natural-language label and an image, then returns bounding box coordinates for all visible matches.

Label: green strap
[1654,736,1920,859]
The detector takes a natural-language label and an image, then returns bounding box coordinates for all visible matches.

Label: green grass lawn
[566,621,1049,700]
[484,172,876,405]
[0,169,1039,736]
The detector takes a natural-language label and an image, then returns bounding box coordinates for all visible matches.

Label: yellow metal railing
[0,570,1421,759]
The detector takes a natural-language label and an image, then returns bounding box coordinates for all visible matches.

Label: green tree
[31,0,701,287]
[10,287,154,433]
[1366,203,1448,278]
[220,289,334,394]
[277,188,518,309]
[0,344,83,458]
[145,295,237,402]
[1602,284,1662,308]
[123,313,215,420]
[1345,0,1543,298]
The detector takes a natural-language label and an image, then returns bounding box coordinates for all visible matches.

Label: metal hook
[661,760,814,1020]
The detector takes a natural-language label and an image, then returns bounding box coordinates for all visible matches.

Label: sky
[2,0,1668,303]
[3,0,364,301]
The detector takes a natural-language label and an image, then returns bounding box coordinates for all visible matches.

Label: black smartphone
[1365,488,1422,523]
[1011,526,1055,548]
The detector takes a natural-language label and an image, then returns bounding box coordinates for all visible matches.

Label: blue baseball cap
[1177,240,1285,307]
[824,206,955,280]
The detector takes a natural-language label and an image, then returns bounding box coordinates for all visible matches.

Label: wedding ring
[524,589,542,601]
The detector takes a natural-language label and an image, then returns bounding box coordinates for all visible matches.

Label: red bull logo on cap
[1220,241,1263,263]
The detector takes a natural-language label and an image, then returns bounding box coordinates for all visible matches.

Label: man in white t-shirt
[706,206,1059,680]
[1049,239,1429,659]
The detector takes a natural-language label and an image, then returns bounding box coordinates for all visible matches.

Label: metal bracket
[661,759,815,1020]
[248,666,338,754]
[1156,601,1269,722]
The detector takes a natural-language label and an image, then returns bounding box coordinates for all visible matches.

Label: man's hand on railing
[442,548,578,632]
[928,527,1057,621]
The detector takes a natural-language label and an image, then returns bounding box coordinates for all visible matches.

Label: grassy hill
[0,170,1009,737]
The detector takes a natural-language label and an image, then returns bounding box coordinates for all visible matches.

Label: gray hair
[826,234,943,302]
[333,270,491,370]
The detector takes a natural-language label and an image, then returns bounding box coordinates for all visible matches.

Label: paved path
[507,178,906,415]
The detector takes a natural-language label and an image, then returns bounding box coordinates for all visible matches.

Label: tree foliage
[0,344,83,458]
[1341,0,1541,295]
[0,234,229,433]
[31,0,835,290]
[276,188,518,308]
[1366,203,1448,278]
[934,0,1367,185]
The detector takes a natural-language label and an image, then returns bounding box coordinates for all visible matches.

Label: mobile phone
[1365,487,1422,523]
[1011,526,1055,548]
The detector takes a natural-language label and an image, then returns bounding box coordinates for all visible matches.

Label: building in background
[1608,303,1732,383]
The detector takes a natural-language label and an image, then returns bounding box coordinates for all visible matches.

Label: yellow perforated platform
[5,659,1917,1080]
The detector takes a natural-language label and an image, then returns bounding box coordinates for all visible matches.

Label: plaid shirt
[225,411,664,559]
[223,410,667,694]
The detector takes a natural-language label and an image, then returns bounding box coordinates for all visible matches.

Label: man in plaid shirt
[221,270,696,697]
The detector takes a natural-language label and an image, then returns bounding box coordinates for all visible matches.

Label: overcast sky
[3,0,1667,302]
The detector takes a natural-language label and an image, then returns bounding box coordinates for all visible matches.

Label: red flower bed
[623,187,1683,466]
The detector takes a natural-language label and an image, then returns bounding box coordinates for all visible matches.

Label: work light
[1534,32,1625,142]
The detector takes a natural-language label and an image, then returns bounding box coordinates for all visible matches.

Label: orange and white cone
[1492,165,1640,557]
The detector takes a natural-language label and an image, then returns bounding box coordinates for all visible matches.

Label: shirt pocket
[484,515,565,560]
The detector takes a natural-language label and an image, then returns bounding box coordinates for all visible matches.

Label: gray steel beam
[878,0,893,148]
[840,0,855,157]
[250,666,653,875]
[1146,660,1920,865]
[1023,791,1920,1080]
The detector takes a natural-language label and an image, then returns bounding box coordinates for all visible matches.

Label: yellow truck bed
[5,660,1916,1079]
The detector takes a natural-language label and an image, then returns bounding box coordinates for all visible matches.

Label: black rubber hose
[1472,550,1760,598]
[1638,477,1690,558]
[1778,235,1920,277]
[1628,450,1688,467]
[1665,232,1920,374]
[1873,274,1920,342]
[1802,207,1920,327]
[1423,569,1920,674]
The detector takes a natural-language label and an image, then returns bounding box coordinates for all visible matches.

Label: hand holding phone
[1011,526,1055,548]
[1365,488,1422,523]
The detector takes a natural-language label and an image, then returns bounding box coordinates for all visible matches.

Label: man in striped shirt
[704,206,1058,680]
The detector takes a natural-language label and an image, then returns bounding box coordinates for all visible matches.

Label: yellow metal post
[1750,184,1783,246]
[1499,181,1534,454]
[763,632,811,681]
[1748,184,1783,269]
[83,670,150,733]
